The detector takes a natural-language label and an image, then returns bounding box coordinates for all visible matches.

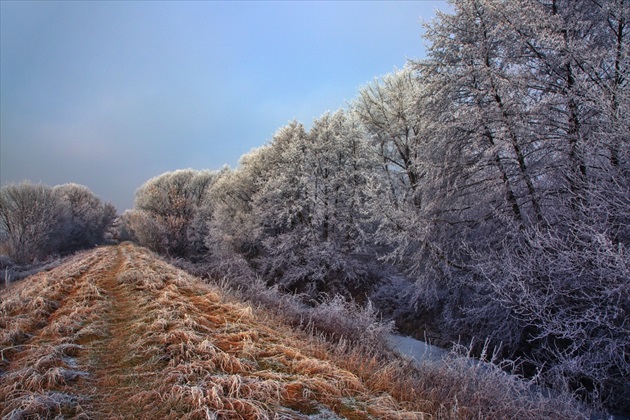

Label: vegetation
[120,0,628,415]
[121,169,217,259]
[0,244,587,418]
[0,182,116,264]
[1,0,627,416]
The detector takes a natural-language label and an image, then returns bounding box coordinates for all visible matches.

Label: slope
[1,243,591,419]
[0,243,424,419]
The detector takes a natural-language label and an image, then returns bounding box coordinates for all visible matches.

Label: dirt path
[1,245,430,419]
[76,245,158,418]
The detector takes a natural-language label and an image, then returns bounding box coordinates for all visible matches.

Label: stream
[385,334,628,420]
[385,334,448,364]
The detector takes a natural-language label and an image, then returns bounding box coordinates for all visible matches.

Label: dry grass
[0,247,113,418]
[105,244,428,419]
[0,243,588,419]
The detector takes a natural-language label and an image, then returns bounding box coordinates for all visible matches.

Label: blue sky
[1,1,447,211]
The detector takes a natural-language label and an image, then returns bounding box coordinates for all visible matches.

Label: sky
[1,1,447,211]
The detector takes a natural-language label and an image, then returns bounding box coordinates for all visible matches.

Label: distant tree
[120,209,166,252]
[126,169,217,258]
[0,182,68,263]
[53,183,117,253]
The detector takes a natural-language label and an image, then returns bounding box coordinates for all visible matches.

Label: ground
[0,244,425,419]
[0,244,590,419]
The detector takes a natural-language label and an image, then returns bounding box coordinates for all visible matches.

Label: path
[76,245,156,418]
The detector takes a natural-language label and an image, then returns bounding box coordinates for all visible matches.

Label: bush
[53,183,117,253]
[0,182,67,263]
[124,169,217,258]
[0,182,116,264]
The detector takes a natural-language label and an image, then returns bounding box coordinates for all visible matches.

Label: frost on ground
[0,244,425,419]
[0,244,588,419]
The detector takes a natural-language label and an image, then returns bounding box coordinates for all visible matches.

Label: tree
[126,169,217,258]
[53,183,117,253]
[0,182,68,263]
[486,0,629,209]
[353,68,463,309]
[413,0,629,410]
[0,182,118,263]
[353,68,429,210]
[204,154,271,278]
[473,194,630,409]
[217,114,378,296]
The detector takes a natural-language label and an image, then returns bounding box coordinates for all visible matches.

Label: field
[1,244,586,419]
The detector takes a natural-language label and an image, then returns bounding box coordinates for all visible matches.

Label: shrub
[0,182,67,263]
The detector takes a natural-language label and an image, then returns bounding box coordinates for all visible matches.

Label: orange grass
[1,243,587,419]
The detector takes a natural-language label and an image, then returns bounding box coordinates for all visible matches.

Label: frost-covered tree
[252,112,378,295]
[0,182,68,263]
[53,183,117,253]
[422,0,547,226]
[470,156,630,409]
[251,120,325,293]
[120,209,165,251]
[411,0,629,410]
[352,67,463,311]
[0,182,115,263]
[126,169,217,257]
[354,68,428,210]
[204,152,272,278]
[489,0,629,207]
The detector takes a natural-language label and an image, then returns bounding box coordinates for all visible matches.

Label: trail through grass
[74,246,158,417]
[1,244,427,419]
[1,244,587,419]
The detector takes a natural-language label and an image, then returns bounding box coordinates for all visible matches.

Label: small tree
[53,183,117,253]
[126,169,217,258]
[0,182,68,263]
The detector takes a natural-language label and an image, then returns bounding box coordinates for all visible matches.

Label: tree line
[0,182,116,264]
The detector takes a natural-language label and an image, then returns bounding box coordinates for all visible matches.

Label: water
[385,333,447,364]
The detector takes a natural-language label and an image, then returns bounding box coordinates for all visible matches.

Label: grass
[0,247,112,418]
[0,243,589,419]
